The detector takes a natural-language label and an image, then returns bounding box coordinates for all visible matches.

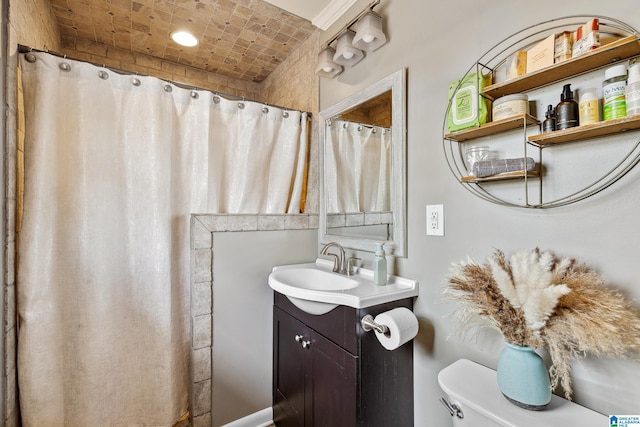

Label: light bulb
[322,66,333,72]
[343,51,354,59]
[363,34,375,43]
[171,31,198,47]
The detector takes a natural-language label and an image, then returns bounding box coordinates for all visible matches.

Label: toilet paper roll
[373,307,419,350]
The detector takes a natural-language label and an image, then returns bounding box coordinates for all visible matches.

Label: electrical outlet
[426,204,444,236]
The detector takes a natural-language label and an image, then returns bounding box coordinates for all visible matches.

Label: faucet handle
[347,257,361,276]
[323,253,340,272]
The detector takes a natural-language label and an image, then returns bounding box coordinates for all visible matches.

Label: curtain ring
[25,53,37,63]
[59,62,71,72]
[326,119,332,126]
[131,77,141,86]
[98,70,109,80]
[191,90,199,99]
[164,84,173,92]
[213,95,221,104]
[238,102,245,109]
[343,123,348,129]
[262,106,269,114]
[283,111,289,118]
[372,128,377,133]
[357,125,362,131]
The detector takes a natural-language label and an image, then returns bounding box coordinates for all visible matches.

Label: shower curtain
[17,52,308,426]
[325,119,391,213]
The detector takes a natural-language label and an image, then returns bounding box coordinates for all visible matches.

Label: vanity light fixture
[315,46,344,78]
[314,0,387,79]
[170,31,198,47]
[333,30,365,67]
[352,12,387,51]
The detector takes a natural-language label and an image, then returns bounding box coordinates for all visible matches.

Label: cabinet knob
[295,335,311,348]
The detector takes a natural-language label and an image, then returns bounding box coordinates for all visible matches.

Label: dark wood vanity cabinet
[272,292,414,427]
[274,308,357,427]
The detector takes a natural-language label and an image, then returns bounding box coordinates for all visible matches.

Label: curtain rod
[329,119,390,132]
[17,44,312,117]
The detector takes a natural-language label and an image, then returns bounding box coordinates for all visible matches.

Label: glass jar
[465,145,489,176]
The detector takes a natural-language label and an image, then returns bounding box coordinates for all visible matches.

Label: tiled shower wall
[189,214,317,426]
[57,38,263,101]
[5,0,62,425]
[4,0,321,425]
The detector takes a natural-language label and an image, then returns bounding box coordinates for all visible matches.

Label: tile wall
[5,1,62,424]
[190,214,318,426]
[58,38,263,101]
[260,30,320,214]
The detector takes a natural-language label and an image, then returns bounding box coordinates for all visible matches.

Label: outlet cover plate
[426,204,444,236]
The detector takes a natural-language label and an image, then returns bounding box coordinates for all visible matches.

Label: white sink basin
[273,267,359,291]
[268,259,419,315]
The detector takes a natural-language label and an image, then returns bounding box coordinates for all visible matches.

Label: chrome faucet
[320,242,346,274]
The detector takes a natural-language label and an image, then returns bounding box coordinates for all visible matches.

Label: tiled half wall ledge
[189,213,318,426]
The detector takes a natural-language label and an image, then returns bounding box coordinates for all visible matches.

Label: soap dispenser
[556,83,579,130]
[373,242,387,286]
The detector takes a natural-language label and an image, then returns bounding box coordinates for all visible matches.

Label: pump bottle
[542,104,556,133]
[626,62,640,116]
[373,242,387,286]
[556,84,579,130]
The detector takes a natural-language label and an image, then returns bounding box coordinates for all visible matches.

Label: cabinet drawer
[274,292,359,355]
[274,292,414,356]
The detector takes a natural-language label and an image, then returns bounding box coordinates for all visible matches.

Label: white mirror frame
[319,68,407,256]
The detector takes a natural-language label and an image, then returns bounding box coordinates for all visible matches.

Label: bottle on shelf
[542,105,556,133]
[579,87,600,125]
[603,64,627,120]
[625,62,640,116]
[556,84,579,130]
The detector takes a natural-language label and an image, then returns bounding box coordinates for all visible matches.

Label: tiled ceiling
[50,0,318,82]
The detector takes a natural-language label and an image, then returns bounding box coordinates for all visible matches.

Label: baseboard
[220,407,273,427]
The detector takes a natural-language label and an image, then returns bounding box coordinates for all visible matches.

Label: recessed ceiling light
[171,31,198,47]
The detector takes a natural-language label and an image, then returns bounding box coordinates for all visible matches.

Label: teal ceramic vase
[496,342,552,410]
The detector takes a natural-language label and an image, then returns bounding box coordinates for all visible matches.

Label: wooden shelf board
[528,115,640,145]
[461,170,539,182]
[483,35,640,99]
[445,114,540,142]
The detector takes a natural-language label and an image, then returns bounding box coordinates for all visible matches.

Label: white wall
[320,1,640,425]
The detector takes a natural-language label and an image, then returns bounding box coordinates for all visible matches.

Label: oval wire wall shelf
[442,15,640,208]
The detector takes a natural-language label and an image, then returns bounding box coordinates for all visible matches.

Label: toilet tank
[438,359,607,427]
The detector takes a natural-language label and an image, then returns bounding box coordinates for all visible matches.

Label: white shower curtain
[17,52,308,426]
[325,120,391,213]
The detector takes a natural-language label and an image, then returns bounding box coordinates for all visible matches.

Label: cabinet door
[307,330,357,427]
[274,307,359,427]
[274,308,308,427]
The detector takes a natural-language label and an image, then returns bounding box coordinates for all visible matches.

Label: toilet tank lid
[437,359,607,427]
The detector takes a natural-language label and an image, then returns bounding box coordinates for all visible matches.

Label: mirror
[319,68,407,256]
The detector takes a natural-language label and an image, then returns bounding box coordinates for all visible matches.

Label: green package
[447,72,491,132]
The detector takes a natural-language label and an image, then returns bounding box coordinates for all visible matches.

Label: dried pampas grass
[443,248,640,400]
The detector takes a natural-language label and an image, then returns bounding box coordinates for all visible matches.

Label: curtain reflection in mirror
[325,119,392,213]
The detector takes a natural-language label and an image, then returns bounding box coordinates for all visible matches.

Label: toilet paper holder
[361,314,389,335]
